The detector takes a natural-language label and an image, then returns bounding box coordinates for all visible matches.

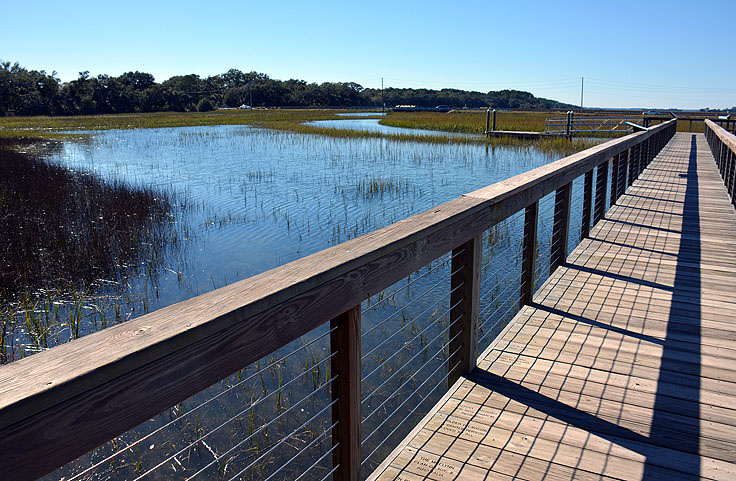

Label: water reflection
[306,117,479,138]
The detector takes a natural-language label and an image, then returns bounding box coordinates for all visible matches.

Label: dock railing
[545,115,639,135]
[705,119,736,206]
[0,120,676,481]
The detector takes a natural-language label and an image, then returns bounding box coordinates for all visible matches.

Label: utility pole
[381,77,384,112]
[580,77,584,111]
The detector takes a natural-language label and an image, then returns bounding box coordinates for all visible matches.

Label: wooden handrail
[705,119,736,204]
[0,119,677,480]
[705,119,736,151]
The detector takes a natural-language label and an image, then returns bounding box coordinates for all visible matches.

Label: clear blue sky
[3,0,734,109]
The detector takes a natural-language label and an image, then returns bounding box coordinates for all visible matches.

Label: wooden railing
[705,119,736,206]
[0,120,677,481]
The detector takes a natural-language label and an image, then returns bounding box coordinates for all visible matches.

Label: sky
[3,0,734,110]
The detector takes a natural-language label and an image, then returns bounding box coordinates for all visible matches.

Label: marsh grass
[381,110,551,133]
[0,138,182,361]
[0,109,351,139]
[0,109,601,156]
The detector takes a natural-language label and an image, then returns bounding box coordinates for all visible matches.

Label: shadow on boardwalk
[468,134,703,479]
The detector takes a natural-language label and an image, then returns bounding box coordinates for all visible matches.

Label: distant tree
[196,97,215,112]
[0,61,578,116]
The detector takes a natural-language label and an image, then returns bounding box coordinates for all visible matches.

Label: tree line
[1,60,577,116]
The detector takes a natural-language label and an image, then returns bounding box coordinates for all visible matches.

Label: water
[15,123,586,480]
[306,117,479,138]
[41,124,549,317]
[336,112,386,117]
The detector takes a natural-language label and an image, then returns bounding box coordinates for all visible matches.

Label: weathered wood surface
[369,133,736,480]
[331,306,362,481]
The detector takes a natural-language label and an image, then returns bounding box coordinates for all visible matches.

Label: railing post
[594,160,609,224]
[627,147,636,187]
[520,202,538,309]
[580,170,593,240]
[610,154,620,205]
[492,109,497,132]
[720,143,726,177]
[642,138,651,170]
[618,151,628,199]
[566,111,571,138]
[570,110,575,137]
[731,150,736,206]
[630,144,641,182]
[485,108,490,134]
[728,148,735,200]
[449,235,481,385]
[550,182,572,275]
[330,306,361,481]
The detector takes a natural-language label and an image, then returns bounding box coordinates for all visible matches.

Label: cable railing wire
[478,274,522,321]
[133,358,338,480]
[292,442,339,481]
[66,326,337,481]
[479,239,522,276]
[478,297,525,346]
[218,398,340,481]
[361,359,461,467]
[478,265,522,307]
[360,263,463,351]
[361,326,462,428]
[361,291,462,387]
[262,420,339,481]
[360,249,462,319]
[362,344,462,446]
[478,277,528,327]
[361,277,462,365]
[318,465,340,481]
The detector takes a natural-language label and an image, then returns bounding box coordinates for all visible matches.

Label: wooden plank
[449,235,481,384]
[331,306,362,481]
[481,350,736,411]
[550,182,572,274]
[594,159,609,224]
[418,412,734,480]
[580,169,593,240]
[520,202,538,308]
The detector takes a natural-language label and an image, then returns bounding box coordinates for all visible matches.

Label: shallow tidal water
[46,124,557,316]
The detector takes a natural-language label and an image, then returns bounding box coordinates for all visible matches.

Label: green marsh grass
[0,108,601,156]
[0,138,182,362]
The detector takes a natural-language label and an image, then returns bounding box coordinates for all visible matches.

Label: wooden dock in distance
[368,132,736,480]
[484,130,564,139]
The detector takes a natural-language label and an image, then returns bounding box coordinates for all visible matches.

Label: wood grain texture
[331,306,362,481]
[520,201,538,308]
[594,159,609,224]
[449,235,481,385]
[550,183,571,274]
[581,169,593,240]
[369,132,736,481]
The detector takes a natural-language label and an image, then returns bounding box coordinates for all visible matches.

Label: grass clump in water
[0,138,180,362]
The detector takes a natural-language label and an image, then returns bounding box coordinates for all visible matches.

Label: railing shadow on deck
[641,133,701,478]
[0,120,677,481]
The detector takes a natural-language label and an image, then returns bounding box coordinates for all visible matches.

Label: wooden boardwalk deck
[369,133,736,480]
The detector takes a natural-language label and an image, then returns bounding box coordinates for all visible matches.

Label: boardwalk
[369,133,736,480]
